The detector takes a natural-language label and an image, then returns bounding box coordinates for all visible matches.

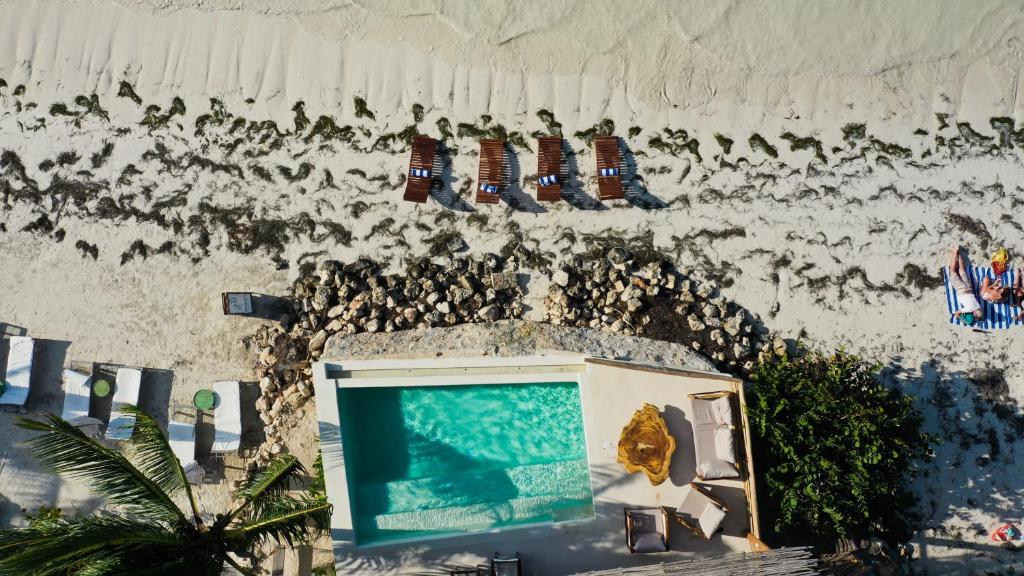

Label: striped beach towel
[538,174,558,186]
[409,168,431,178]
[600,167,619,177]
[944,266,1023,330]
[479,183,499,194]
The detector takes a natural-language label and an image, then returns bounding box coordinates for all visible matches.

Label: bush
[747,349,931,545]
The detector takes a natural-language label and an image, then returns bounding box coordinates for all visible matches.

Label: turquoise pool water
[337,382,594,546]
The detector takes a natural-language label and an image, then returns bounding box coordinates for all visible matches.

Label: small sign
[222,292,254,315]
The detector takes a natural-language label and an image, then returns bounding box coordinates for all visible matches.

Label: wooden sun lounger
[476,139,505,205]
[536,137,562,202]
[403,135,437,203]
[595,135,624,200]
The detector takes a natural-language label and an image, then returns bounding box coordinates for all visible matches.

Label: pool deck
[313,354,761,576]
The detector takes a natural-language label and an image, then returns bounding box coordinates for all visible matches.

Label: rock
[701,303,720,319]
[687,315,705,331]
[489,272,518,291]
[297,381,313,397]
[269,443,283,455]
[259,347,276,366]
[733,343,751,359]
[552,270,570,287]
[772,336,787,356]
[436,301,452,314]
[483,253,501,271]
[710,329,725,346]
[325,318,346,333]
[403,308,418,323]
[610,319,626,331]
[365,319,381,333]
[696,282,716,299]
[259,377,277,394]
[625,298,644,313]
[312,285,331,311]
[308,330,329,352]
[724,315,743,336]
[426,291,442,305]
[326,304,345,319]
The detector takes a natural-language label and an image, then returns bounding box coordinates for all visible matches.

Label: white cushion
[698,502,726,538]
[212,381,241,453]
[61,369,92,420]
[698,459,739,480]
[106,368,142,440]
[711,396,733,426]
[714,427,736,464]
[0,336,34,406]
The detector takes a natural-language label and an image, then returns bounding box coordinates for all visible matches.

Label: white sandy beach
[2,0,1024,573]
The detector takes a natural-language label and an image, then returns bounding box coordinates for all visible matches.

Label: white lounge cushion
[711,396,733,426]
[212,381,241,453]
[168,420,196,464]
[168,420,204,483]
[106,368,142,440]
[698,502,726,538]
[698,458,739,480]
[714,426,736,464]
[61,369,92,421]
[0,336,34,406]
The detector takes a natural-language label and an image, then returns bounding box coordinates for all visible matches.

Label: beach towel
[539,174,558,186]
[600,167,620,177]
[409,168,430,178]
[943,266,1023,330]
[479,183,499,194]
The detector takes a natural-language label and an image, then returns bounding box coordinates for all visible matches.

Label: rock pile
[244,254,525,468]
[544,247,775,375]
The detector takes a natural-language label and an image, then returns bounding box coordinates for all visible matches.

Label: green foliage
[747,349,930,545]
[1,411,330,575]
[22,506,62,529]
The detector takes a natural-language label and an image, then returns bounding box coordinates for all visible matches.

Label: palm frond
[0,515,194,576]
[15,414,187,526]
[222,455,305,525]
[226,495,332,548]
[121,406,200,521]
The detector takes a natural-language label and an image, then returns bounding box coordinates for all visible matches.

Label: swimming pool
[337,381,594,546]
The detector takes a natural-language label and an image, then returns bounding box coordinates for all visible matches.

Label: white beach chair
[212,380,241,453]
[168,420,205,484]
[60,369,103,437]
[105,368,142,441]
[0,336,34,406]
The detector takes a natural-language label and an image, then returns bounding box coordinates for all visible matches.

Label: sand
[2,0,1024,573]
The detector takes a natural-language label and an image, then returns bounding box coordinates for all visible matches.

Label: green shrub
[747,349,930,545]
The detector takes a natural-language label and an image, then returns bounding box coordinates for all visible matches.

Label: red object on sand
[992,523,1021,542]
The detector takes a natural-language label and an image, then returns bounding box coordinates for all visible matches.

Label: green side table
[194,389,216,411]
[93,379,111,398]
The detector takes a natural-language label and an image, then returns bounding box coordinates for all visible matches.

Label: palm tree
[0,407,331,575]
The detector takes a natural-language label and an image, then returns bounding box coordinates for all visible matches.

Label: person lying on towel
[981,275,1010,304]
[949,245,983,325]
